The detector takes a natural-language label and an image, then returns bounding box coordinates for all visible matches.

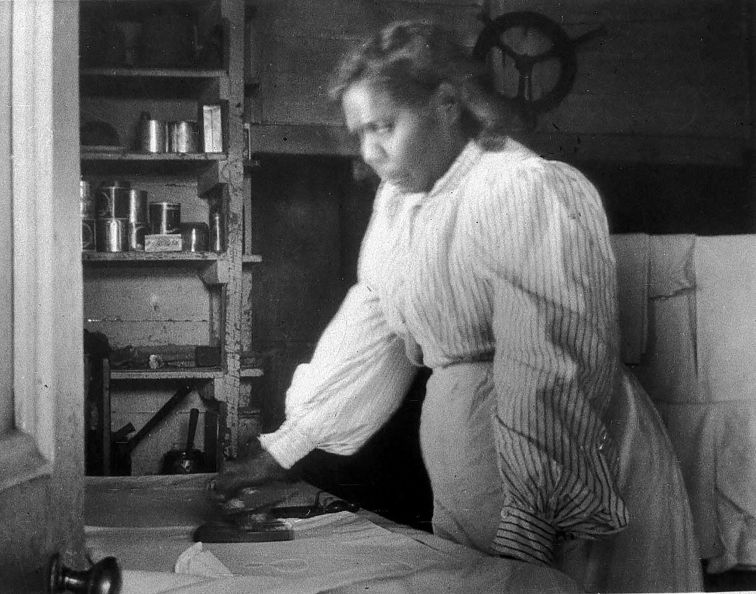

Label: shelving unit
[80,0,254,475]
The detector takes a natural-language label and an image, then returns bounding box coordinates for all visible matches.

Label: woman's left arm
[470,158,629,566]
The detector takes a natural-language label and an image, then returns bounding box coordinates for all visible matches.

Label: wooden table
[84,474,579,593]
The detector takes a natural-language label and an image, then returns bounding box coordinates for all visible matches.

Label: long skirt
[419,361,703,593]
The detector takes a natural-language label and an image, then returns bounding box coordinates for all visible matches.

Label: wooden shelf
[82,67,226,79]
[81,151,226,162]
[81,151,227,176]
[242,254,263,264]
[83,251,228,285]
[81,67,226,98]
[110,368,223,381]
[240,367,264,378]
[83,251,221,263]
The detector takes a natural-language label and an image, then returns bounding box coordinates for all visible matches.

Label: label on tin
[145,234,183,252]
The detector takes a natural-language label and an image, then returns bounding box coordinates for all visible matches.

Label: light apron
[419,361,703,593]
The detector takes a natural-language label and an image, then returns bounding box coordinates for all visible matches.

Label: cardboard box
[201,104,223,153]
[145,234,183,252]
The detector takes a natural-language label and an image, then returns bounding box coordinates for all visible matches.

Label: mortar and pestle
[161,407,206,474]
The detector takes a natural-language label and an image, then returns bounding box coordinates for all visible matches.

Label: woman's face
[342,80,462,194]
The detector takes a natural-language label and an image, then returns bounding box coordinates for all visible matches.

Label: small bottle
[210,211,223,252]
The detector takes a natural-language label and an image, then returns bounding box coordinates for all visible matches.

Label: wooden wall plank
[248,0,750,162]
[83,268,214,347]
[541,92,749,138]
[256,0,481,41]
[489,0,743,23]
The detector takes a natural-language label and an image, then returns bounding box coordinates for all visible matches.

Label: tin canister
[180,222,209,252]
[96,218,128,252]
[80,180,95,219]
[127,189,149,223]
[81,219,96,251]
[97,186,131,219]
[140,119,167,153]
[128,221,148,251]
[209,211,223,252]
[168,121,198,153]
[149,202,181,234]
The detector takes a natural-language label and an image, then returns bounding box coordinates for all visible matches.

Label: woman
[215,20,702,592]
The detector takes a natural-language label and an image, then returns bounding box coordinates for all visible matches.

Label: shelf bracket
[200,260,229,286]
[198,162,224,196]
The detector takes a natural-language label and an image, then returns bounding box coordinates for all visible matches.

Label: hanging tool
[110,383,194,475]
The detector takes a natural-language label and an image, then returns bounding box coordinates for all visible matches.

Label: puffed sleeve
[465,155,629,566]
[260,188,418,469]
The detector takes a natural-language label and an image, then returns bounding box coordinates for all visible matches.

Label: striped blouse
[260,139,629,564]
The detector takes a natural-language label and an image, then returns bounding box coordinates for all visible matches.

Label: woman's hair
[329,20,512,149]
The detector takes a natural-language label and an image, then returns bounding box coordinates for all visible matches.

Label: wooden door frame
[0,0,57,490]
[0,0,85,585]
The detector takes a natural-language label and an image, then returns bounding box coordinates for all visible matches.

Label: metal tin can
[81,219,96,251]
[97,186,131,219]
[128,222,148,251]
[180,222,209,252]
[127,189,149,223]
[80,180,95,219]
[140,119,167,153]
[168,121,198,153]
[96,218,128,252]
[149,202,181,234]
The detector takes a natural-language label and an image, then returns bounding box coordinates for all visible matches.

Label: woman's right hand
[209,448,288,501]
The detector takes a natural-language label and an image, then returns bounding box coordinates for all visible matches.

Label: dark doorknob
[47,553,122,594]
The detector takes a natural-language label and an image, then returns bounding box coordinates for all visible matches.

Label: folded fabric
[711,399,756,573]
[633,291,699,404]
[175,542,233,577]
[626,235,698,404]
[656,399,756,574]
[695,235,756,403]
[649,234,696,298]
[611,233,650,364]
